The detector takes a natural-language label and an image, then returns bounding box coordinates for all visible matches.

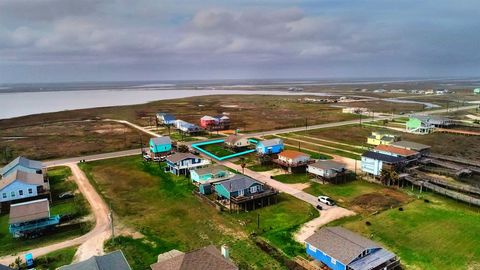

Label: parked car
[143,154,152,161]
[318,196,335,206]
[190,149,200,155]
[58,191,75,199]
[153,156,165,162]
[316,205,323,210]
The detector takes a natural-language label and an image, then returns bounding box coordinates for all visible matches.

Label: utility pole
[305,117,308,135]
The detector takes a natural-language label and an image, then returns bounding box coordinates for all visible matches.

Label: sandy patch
[221,104,239,108]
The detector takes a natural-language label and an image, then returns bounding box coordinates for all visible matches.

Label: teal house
[149,136,172,156]
[190,165,233,184]
[214,175,264,199]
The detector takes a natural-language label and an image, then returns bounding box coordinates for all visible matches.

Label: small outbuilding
[306,227,400,270]
[256,138,284,155]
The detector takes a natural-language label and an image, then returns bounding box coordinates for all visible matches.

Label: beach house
[256,138,284,155]
[149,136,172,157]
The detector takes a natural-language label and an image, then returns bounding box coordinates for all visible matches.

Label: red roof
[278,150,309,159]
[374,145,418,157]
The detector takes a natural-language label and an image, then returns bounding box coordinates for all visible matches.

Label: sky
[0,0,479,83]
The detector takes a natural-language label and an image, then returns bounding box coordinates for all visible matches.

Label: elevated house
[373,145,420,163]
[156,113,176,125]
[367,131,400,146]
[256,138,284,155]
[307,160,347,182]
[9,199,60,238]
[273,150,312,172]
[224,135,250,149]
[59,250,131,270]
[190,165,234,184]
[0,156,45,179]
[306,227,400,270]
[474,88,480,95]
[406,115,454,134]
[200,115,231,130]
[165,153,210,176]
[150,245,238,270]
[174,120,202,134]
[214,175,277,211]
[0,170,50,212]
[149,136,172,157]
[390,140,431,156]
[361,151,406,176]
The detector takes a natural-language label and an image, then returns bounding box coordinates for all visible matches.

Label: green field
[0,167,91,256]
[33,246,78,270]
[80,156,318,270]
[199,143,235,157]
[273,173,312,184]
[330,193,480,270]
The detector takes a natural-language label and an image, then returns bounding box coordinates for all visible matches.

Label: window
[11,191,15,197]
[238,190,244,196]
[250,186,258,193]
[19,190,24,196]
[28,188,33,194]
[2,193,6,199]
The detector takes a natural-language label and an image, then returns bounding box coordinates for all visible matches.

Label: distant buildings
[9,199,60,238]
[306,227,400,270]
[342,107,369,114]
[156,113,176,125]
[59,250,131,270]
[256,138,284,155]
[474,88,480,95]
[174,120,201,134]
[367,131,400,146]
[200,115,231,130]
[150,245,238,270]
[406,115,454,134]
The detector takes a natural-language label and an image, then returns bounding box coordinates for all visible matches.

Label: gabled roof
[374,145,418,157]
[166,153,199,163]
[0,170,44,191]
[0,156,43,176]
[151,136,172,145]
[215,175,260,193]
[278,150,309,159]
[201,115,216,121]
[9,199,50,224]
[362,151,406,163]
[59,250,131,270]
[157,113,175,121]
[309,160,345,171]
[224,135,245,145]
[150,245,237,270]
[390,140,431,151]
[258,138,283,147]
[192,165,227,176]
[305,227,381,265]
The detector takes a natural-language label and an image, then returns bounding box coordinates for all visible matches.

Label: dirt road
[0,163,111,265]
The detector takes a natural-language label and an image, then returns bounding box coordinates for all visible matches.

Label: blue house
[190,165,233,184]
[256,138,284,155]
[1,156,44,179]
[214,175,264,200]
[306,227,400,270]
[361,151,405,176]
[9,199,60,238]
[0,170,49,204]
[174,120,202,134]
[156,113,176,125]
[165,153,210,176]
[149,136,172,156]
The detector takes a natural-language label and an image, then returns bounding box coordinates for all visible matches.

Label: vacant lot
[199,143,235,157]
[332,193,480,270]
[0,121,143,164]
[80,156,318,270]
[0,167,91,256]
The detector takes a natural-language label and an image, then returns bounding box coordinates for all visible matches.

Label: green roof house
[474,88,480,95]
[406,116,434,134]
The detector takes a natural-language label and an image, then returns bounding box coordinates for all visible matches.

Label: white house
[307,160,346,179]
[224,135,250,148]
[277,150,310,165]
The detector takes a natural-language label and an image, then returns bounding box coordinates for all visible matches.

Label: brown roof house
[8,198,60,238]
[224,135,250,149]
[150,245,238,270]
[274,150,312,172]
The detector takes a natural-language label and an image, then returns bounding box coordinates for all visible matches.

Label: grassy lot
[33,246,78,270]
[247,163,278,172]
[278,136,361,160]
[0,167,91,256]
[330,193,480,270]
[199,143,235,157]
[273,173,312,184]
[80,156,318,270]
[0,121,142,165]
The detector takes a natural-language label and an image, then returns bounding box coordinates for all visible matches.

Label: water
[0,89,332,120]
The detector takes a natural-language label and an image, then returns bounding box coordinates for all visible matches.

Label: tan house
[224,135,250,148]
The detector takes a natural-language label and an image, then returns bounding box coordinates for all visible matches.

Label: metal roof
[216,175,260,193]
[258,138,283,147]
[0,170,45,191]
[308,160,346,171]
[305,227,381,265]
[192,165,227,176]
[166,153,199,163]
[59,250,131,270]
[157,113,176,121]
[151,136,172,145]
[9,199,50,224]
[0,156,43,176]
[362,151,406,163]
[390,140,431,151]
[348,248,397,270]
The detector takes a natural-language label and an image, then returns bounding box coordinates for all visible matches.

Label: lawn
[273,173,312,184]
[33,246,78,270]
[0,167,91,256]
[198,142,236,157]
[331,193,480,270]
[247,163,278,172]
[80,156,318,270]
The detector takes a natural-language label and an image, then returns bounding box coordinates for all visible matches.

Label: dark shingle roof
[305,227,381,265]
[0,264,14,270]
[58,250,131,270]
[216,175,260,193]
[166,153,198,163]
[361,151,405,164]
[258,138,283,147]
[151,136,172,145]
[0,156,43,176]
[150,245,238,270]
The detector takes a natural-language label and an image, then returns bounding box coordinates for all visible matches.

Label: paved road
[44,149,142,167]
[0,163,111,266]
